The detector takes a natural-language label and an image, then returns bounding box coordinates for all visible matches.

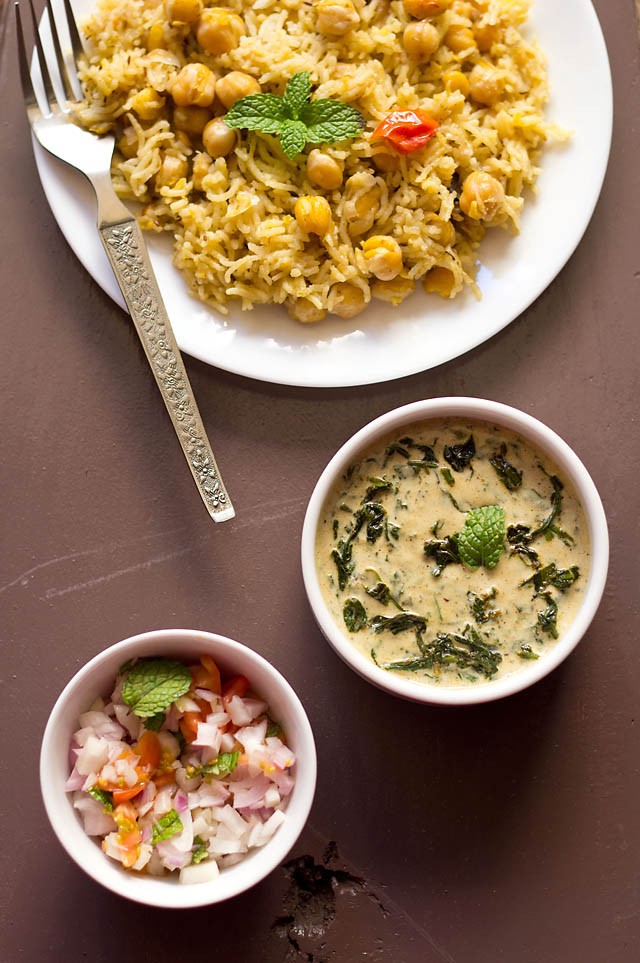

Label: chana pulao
[76,0,562,322]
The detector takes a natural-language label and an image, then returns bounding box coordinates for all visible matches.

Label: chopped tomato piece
[180,710,202,744]
[135,730,161,771]
[112,784,145,805]
[222,675,250,707]
[190,653,222,694]
[371,109,439,154]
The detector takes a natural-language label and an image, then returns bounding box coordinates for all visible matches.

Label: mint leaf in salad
[458,505,506,570]
[88,786,114,812]
[226,71,365,159]
[191,836,210,864]
[122,659,192,718]
[152,808,183,844]
[187,751,240,780]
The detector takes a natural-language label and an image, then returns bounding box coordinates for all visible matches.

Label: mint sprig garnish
[225,71,365,159]
[121,658,192,719]
[458,505,506,570]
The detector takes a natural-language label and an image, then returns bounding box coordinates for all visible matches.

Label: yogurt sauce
[315,419,590,687]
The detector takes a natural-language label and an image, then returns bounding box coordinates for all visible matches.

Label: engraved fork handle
[98,206,234,523]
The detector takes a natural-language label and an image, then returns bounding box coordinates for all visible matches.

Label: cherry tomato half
[371,109,440,154]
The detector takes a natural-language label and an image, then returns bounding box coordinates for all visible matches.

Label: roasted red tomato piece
[371,109,440,154]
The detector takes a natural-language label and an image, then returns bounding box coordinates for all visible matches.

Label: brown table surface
[2,2,639,960]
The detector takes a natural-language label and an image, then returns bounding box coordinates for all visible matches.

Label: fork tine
[27,0,56,113]
[61,0,85,74]
[14,2,39,113]
[45,0,75,103]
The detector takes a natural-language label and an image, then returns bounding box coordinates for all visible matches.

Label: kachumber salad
[74,0,564,322]
[315,419,590,686]
[66,654,296,882]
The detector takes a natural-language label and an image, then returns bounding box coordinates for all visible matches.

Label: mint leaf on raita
[458,505,506,570]
[122,658,191,718]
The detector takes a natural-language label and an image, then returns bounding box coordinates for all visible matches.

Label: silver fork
[16,0,235,523]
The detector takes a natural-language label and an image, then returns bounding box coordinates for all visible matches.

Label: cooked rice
[75,0,562,320]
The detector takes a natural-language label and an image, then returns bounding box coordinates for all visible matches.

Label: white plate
[34,0,612,387]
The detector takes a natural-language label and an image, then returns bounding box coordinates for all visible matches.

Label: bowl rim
[301,397,609,706]
[40,628,317,908]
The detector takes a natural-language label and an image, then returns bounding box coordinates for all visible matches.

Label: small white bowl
[40,629,317,908]
[301,397,609,706]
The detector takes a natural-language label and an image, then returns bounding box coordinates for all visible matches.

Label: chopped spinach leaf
[490,443,523,491]
[371,612,428,646]
[517,643,539,660]
[362,477,393,502]
[523,563,580,594]
[381,624,501,678]
[441,467,455,486]
[424,534,461,577]
[537,593,559,639]
[343,597,368,632]
[467,588,499,623]
[365,580,403,610]
[443,435,475,473]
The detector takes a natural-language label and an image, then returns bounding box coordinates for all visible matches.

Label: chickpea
[294,195,333,236]
[173,105,212,137]
[403,21,440,61]
[442,70,470,96]
[307,150,343,191]
[170,63,216,108]
[216,71,260,109]
[287,298,326,323]
[155,153,188,188]
[474,22,501,53]
[117,125,139,159]
[197,9,245,56]
[444,24,476,54]
[423,265,456,297]
[430,215,456,246]
[202,117,236,157]
[192,151,212,190]
[372,277,415,305]
[164,0,203,23]
[361,236,403,281]
[128,87,166,120]
[344,174,381,236]
[403,0,451,19]
[146,22,166,51]
[459,170,506,221]
[331,282,368,319]
[468,63,505,107]
[315,0,359,37]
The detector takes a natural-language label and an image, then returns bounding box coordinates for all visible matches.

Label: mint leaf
[224,72,365,158]
[458,505,506,570]
[152,808,183,844]
[282,71,311,118]
[300,99,366,144]
[187,751,240,780]
[122,659,191,718]
[225,93,285,134]
[280,119,308,158]
[191,836,210,864]
[88,786,114,812]
[143,711,165,732]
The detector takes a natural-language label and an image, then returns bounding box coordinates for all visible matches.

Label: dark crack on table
[263,843,389,962]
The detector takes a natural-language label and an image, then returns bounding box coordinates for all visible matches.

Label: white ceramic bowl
[301,398,609,706]
[40,629,317,907]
